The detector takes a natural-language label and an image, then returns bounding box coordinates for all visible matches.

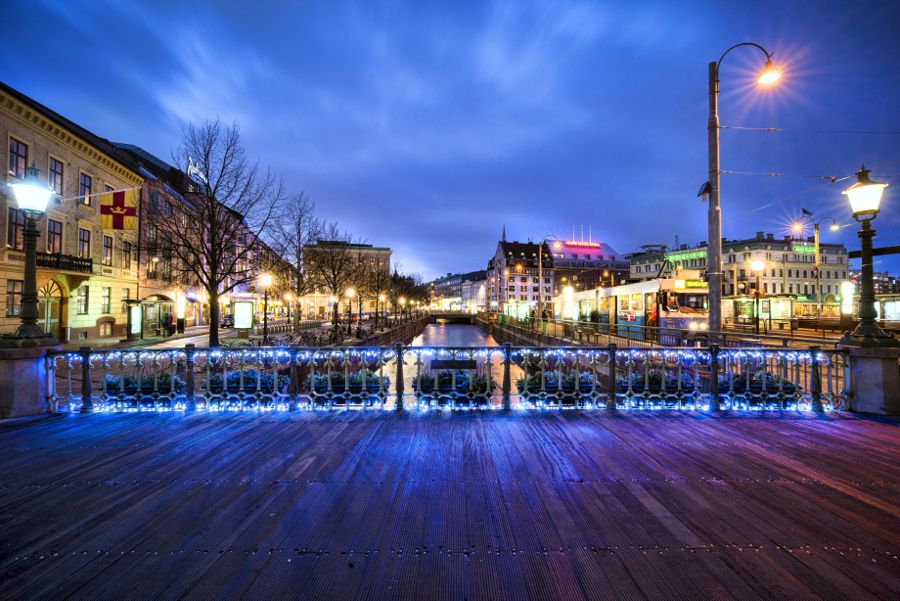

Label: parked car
[220,314,234,328]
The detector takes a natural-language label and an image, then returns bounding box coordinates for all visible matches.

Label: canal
[410,322,498,347]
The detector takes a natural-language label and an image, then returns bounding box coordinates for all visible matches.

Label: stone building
[485,235,554,317]
[1,82,143,342]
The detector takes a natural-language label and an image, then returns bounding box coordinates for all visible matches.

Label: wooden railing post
[809,345,823,413]
[607,344,617,410]
[502,342,511,411]
[184,344,196,411]
[394,343,405,412]
[709,344,720,411]
[79,346,93,413]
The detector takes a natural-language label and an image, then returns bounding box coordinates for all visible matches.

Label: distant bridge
[427,311,477,325]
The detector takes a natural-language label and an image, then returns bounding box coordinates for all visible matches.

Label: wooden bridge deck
[0,411,898,600]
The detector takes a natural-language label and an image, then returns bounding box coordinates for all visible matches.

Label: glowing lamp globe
[757,59,781,85]
[843,165,887,219]
[9,163,54,215]
[345,287,356,299]
[749,259,765,272]
[258,273,273,288]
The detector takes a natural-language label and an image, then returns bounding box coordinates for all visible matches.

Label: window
[6,208,25,250]
[99,322,112,337]
[101,287,112,313]
[8,138,27,178]
[5,280,23,316]
[121,288,131,313]
[102,235,113,266]
[77,286,89,314]
[79,173,92,205]
[47,219,62,253]
[78,228,91,259]
[148,258,158,278]
[49,158,64,194]
[122,241,133,269]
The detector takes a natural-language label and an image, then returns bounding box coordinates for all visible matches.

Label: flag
[801,208,813,217]
[100,188,138,230]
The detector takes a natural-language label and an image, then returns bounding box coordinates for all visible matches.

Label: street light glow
[9,164,54,214]
[757,59,781,85]
[345,287,356,298]
[791,222,803,234]
[258,273,273,288]
[749,259,765,272]
[843,165,888,219]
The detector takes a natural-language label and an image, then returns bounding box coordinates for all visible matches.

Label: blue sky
[4,0,899,279]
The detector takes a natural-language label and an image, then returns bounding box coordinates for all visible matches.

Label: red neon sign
[564,240,601,248]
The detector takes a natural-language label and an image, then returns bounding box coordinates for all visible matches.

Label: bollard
[607,344,617,410]
[394,343,405,412]
[502,342,511,411]
[79,346,93,413]
[809,345,823,413]
[185,344,196,411]
[709,344,720,411]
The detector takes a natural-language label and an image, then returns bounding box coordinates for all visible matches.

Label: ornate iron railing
[46,343,849,414]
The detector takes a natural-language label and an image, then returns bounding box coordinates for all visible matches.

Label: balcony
[36,252,93,274]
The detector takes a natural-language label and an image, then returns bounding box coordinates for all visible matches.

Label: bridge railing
[46,343,849,414]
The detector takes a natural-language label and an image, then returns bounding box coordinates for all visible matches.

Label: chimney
[767,233,774,241]
[756,231,764,240]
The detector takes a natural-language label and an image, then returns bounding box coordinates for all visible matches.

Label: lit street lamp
[258,273,273,344]
[377,293,386,330]
[399,297,407,322]
[793,211,840,326]
[1,164,58,346]
[702,42,780,338]
[345,287,356,335]
[749,259,765,337]
[839,166,899,347]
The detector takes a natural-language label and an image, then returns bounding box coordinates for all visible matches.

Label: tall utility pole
[705,43,779,338]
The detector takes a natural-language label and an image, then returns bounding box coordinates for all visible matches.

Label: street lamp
[793,211,840,325]
[839,165,899,347]
[345,287,356,335]
[702,42,780,338]
[1,164,58,346]
[258,272,273,344]
[377,293,386,330]
[749,259,765,336]
[399,296,407,322]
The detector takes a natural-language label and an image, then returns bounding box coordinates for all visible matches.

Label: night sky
[4,0,899,279]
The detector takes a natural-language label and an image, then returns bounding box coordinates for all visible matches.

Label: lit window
[79,173,93,205]
[8,138,27,178]
[5,279,23,316]
[49,158,64,194]
[77,286,89,314]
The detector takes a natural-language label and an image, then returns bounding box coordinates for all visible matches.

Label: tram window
[676,294,708,310]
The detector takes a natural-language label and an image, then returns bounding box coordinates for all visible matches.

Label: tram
[555,276,709,342]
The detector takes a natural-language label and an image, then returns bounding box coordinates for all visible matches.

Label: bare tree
[144,119,284,346]
[305,223,365,330]
[268,191,322,329]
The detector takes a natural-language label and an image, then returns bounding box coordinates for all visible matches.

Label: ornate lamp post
[749,259,765,336]
[345,287,355,335]
[839,166,899,347]
[258,273,273,344]
[2,164,58,347]
[702,43,780,338]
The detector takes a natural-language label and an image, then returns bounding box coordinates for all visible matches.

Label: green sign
[791,245,816,254]
[666,249,706,263]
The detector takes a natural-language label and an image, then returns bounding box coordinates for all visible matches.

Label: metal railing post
[185,344,196,411]
[709,344,720,411]
[607,344,617,410]
[502,342,511,410]
[809,345,823,413]
[289,346,299,410]
[79,346,93,413]
[394,343,405,411]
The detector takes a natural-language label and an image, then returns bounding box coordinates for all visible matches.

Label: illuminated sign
[666,249,706,262]
[792,245,816,254]
[234,301,254,329]
[129,306,142,334]
[564,240,601,248]
[674,279,685,289]
[840,282,854,315]
[685,280,708,288]
[175,295,186,320]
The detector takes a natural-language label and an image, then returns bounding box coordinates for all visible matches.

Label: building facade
[548,239,629,292]
[301,240,391,318]
[628,231,849,301]
[1,82,143,342]
[485,238,554,317]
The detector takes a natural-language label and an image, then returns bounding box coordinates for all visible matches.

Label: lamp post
[399,297,407,322]
[258,273,272,344]
[377,293,386,330]
[1,164,58,347]
[703,43,780,338]
[345,287,355,335]
[749,259,765,337]
[793,212,840,326]
[839,166,899,347]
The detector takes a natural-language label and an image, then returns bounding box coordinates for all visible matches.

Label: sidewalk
[59,325,211,350]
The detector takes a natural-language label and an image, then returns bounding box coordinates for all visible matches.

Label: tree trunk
[208,291,220,347]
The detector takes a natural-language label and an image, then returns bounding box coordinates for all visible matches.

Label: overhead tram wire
[720,159,900,223]
[720,125,900,135]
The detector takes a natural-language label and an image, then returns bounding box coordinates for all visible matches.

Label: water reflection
[411,323,498,347]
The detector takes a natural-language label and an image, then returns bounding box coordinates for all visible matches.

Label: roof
[497,240,553,268]
[310,240,391,252]
[0,81,141,175]
[114,143,176,175]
